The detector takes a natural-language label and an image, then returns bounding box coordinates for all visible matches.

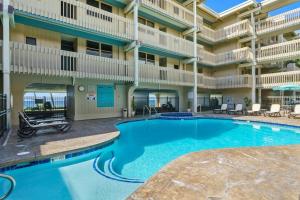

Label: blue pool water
[2,118,300,200]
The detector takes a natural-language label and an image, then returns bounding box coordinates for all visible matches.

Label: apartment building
[0,0,300,126]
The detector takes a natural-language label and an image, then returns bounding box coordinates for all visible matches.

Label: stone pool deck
[0,118,123,167]
[1,114,300,199]
[128,145,300,200]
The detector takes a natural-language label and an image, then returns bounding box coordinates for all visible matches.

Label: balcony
[256,8,300,36]
[0,41,134,81]
[139,0,203,29]
[139,24,194,57]
[256,70,300,89]
[198,74,252,89]
[198,20,252,43]
[139,63,194,86]
[197,47,253,66]
[11,0,134,42]
[257,38,300,63]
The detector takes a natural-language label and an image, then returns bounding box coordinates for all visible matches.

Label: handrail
[143,105,151,116]
[0,174,16,200]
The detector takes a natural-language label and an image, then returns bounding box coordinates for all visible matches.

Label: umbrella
[272,84,300,91]
[272,84,300,106]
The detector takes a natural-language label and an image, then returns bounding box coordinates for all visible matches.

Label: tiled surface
[128,145,300,200]
[0,118,123,167]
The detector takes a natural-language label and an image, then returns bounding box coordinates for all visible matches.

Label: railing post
[133,0,139,86]
[2,0,11,129]
[251,12,257,104]
[193,0,198,113]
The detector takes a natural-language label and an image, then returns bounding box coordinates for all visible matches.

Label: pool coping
[1,116,300,172]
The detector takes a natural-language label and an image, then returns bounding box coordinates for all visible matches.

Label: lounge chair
[288,104,300,118]
[18,112,72,138]
[213,104,227,114]
[264,104,281,117]
[228,104,243,115]
[23,112,65,124]
[247,104,261,115]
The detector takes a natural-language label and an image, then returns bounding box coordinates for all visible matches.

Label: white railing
[0,41,134,81]
[256,8,300,35]
[257,70,300,89]
[139,0,203,28]
[199,20,251,42]
[139,63,194,86]
[257,38,300,63]
[198,47,253,66]
[11,0,134,40]
[139,24,194,57]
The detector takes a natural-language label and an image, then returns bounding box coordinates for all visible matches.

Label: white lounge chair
[288,104,300,118]
[228,104,243,115]
[264,104,281,117]
[247,104,261,115]
[213,104,227,114]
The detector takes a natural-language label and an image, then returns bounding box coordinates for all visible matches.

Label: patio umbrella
[272,84,300,105]
[272,84,300,91]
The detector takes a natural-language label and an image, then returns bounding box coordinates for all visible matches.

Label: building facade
[0,0,300,126]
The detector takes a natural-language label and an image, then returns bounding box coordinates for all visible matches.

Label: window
[61,1,77,19]
[61,40,75,52]
[61,40,76,71]
[159,57,167,67]
[101,43,113,58]
[138,17,154,28]
[86,40,100,56]
[87,0,99,8]
[26,37,36,46]
[101,3,112,13]
[139,52,155,64]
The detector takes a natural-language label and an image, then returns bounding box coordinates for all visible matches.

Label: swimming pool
[2,118,300,200]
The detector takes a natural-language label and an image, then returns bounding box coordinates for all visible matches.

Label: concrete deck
[128,145,300,200]
[1,114,300,200]
[0,118,123,167]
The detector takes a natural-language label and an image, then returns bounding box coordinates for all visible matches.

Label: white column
[193,0,197,113]
[133,1,139,87]
[3,0,11,129]
[251,12,256,104]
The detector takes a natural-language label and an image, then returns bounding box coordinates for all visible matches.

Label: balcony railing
[257,70,300,89]
[11,0,134,40]
[139,24,194,57]
[199,20,251,43]
[139,0,203,28]
[0,41,134,81]
[139,63,194,86]
[256,8,300,35]
[197,74,252,89]
[257,38,300,63]
[197,47,253,66]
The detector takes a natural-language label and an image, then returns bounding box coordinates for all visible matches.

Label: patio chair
[23,111,65,124]
[247,104,261,115]
[18,112,72,138]
[213,104,227,114]
[288,104,300,118]
[228,104,243,115]
[264,104,281,117]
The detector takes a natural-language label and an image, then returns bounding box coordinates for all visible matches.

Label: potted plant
[187,100,192,112]
[131,98,136,117]
[243,97,252,110]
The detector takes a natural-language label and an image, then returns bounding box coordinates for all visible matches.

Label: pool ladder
[143,105,158,117]
[0,174,16,200]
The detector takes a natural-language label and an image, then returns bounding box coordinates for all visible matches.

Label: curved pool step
[93,151,144,183]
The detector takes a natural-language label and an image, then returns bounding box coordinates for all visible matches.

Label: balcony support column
[133,1,139,87]
[2,0,11,129]
[192,0,198,113]
[250,12,257,104]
